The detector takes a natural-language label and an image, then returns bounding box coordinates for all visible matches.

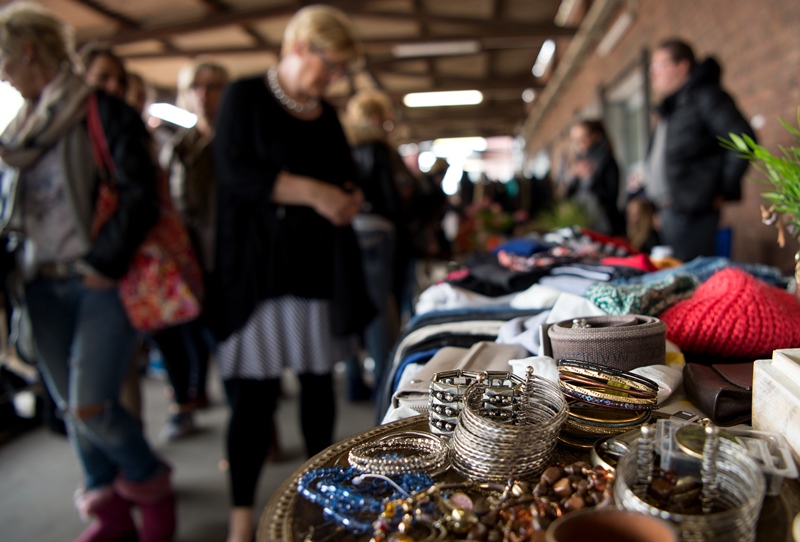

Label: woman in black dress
[212,5,372,541]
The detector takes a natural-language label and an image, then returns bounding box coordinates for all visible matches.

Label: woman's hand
[569,159,595,180]
[82,274,117,289]
[313,184,363,226]
[272,172,364,225]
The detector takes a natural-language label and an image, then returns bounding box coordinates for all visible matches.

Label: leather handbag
[391,341,529,410]
[683,361,753,426]
[87,93,204,332]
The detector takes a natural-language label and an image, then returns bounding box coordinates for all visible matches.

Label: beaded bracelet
[560,383,657,411]
[560,380,657,406]
[297,466,433,535]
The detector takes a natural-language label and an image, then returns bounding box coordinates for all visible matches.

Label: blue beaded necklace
[297,466,433,535]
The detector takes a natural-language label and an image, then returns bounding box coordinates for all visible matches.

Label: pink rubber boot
[74,486,137,542]
[113,466,176,542]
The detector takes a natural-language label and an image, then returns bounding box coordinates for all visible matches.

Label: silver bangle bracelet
[449,369,568,483]
[348,434,449,476]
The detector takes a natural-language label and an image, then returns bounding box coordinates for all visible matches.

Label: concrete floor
[0,364,377,541]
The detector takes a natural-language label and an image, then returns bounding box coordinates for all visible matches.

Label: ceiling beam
[522,0,623,145]
[101,5,575,46]
[371,78,542,100]
[72,0,137,29]
[195,0,269,46]
[118,33,549,61]
[401,103,525,122]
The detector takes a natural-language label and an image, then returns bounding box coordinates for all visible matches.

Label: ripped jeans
[25,276,160,490]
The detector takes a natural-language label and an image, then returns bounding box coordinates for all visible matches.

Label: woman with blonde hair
[0,2,174,541]
[213,5,372,541]
[343,89,410,399]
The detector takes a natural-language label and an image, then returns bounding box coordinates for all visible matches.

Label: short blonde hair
[176,59,230,111]
[281,4,361,63]
[346,89,394,126]
[0,1,74,71]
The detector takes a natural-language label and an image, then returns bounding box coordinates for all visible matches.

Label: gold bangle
[559,367,657,395]
[560,381,658,408]
[564,418,642,436]
[567,402,649,424]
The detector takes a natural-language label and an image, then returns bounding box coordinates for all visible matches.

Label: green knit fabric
[587,274,700,316]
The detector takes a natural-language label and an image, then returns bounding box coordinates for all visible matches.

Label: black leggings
[223,373,336,507]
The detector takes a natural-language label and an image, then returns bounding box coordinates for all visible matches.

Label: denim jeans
[25,276,160,490]
[353,214,398,388]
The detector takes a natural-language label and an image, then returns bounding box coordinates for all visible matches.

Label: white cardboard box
[753,348,800,465]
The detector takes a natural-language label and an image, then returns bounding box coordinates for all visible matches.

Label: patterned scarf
[0,70,91,170]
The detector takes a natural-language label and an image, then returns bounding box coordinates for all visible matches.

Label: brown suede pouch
[683,362,753,426]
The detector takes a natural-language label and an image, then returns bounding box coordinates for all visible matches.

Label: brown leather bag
[683,362,753,426]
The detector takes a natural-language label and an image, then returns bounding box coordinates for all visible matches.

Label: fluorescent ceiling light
[554,0,579,27]
[432,137,488,159]
[596,10,634,57]
[521,88,537,103]
[398,142,419,157]
[403,90,483,108]
[532,39,556,77]
[392,40,480,58]
[418,151,437,172]
[147,103,197,128]
[441,163,461,196]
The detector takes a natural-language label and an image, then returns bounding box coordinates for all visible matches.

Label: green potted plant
[721,108,800,292]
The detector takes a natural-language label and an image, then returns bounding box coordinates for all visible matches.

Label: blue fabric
[390,348,441,397]
[26,276,160,489]
[610,256,787,288]
[491,237,552,257]
[406,306,539,330]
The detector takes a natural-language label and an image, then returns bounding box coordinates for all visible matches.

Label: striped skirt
[216,295,360,380]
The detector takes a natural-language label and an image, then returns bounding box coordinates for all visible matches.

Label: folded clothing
[586,273,699,316]
[660,267,800,358]
[601,253,658,273]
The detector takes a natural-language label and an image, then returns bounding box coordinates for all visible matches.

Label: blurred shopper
[644,38,754,261]
[565,119,626,236]
[78,40,151,431]
[79,41,126,100]
[212,6,371,541]
[343,89,405,399]
[626,195,661,254]
[0,3,175,541]
[153,59,229,441]
[125,72,152,117]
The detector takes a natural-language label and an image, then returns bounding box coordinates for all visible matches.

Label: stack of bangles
[557,359,659,449]
[348,432,449,477]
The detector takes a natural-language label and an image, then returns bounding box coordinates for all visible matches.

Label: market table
[257,415,800,542]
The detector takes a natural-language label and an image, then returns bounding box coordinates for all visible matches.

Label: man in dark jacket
[645,39,754,261]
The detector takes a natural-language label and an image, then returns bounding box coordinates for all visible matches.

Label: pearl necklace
[266,66,319,113]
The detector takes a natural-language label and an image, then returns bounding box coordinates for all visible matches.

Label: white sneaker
[159,412,197,441]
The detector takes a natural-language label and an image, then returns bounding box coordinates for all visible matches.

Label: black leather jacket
[85,91,159,279]
[654,58,755,217]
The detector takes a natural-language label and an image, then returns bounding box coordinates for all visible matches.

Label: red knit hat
[660,267,800,358]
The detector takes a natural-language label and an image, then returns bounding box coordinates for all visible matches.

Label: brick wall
[526,0,800,270]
